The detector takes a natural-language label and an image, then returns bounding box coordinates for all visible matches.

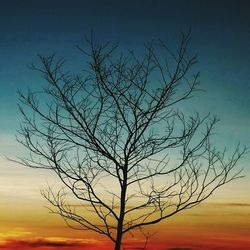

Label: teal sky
[0,0,250,181]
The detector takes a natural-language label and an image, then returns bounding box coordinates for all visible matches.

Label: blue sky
[0,0,249,199]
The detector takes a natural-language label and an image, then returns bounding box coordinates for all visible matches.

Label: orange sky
[0,199,250,249]
[0,159,250,249]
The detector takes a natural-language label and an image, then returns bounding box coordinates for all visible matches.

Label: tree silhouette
[17,33,246,250]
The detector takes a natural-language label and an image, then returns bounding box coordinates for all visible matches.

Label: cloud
[204,202,250,208]
[25,239,81,247]
[0,238,92,249]
[0,228,32,240]
[220,203,250,207]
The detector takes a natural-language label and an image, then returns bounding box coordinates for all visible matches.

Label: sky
[0,0,250,249]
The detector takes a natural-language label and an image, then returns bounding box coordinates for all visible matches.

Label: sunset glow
[1,1,250,249]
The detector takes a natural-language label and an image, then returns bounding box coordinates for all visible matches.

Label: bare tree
[16,33,246,250]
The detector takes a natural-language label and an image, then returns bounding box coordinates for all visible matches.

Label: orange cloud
[0,239,86,250]
[0,238,112,250]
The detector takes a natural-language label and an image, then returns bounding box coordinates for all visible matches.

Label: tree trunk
[115,170,128,250]
[115,227,123,250]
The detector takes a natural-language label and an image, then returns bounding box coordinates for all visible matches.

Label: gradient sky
[0,0,250,249]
